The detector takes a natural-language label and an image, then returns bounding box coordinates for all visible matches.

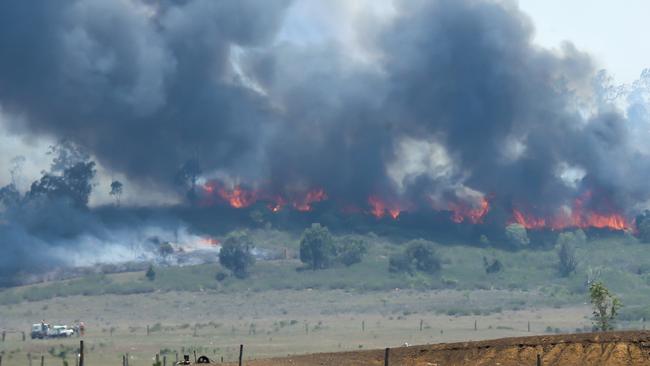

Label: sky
[519,0,650,84]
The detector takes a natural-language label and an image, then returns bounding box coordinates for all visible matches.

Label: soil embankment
[226,331,650,365]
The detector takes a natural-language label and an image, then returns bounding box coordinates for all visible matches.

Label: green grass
[2,231,650,319]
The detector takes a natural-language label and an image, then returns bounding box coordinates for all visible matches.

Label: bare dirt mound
[228,331,650,365]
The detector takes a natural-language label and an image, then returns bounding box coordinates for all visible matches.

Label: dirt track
[226,331,650,365]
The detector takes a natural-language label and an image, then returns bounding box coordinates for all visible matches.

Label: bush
[219,231,255,278]
[337,239,367,266]
[505,223,529,248]
[300,223,336,270]
[388,239,441,275]
[483,256,502,274]
[557,243,578,277]
[637,211,650,243]
[405,240,441,274]
[388,253,413,274]
[145,264,156,281]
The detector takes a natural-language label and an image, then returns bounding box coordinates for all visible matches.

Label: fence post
[362,320,365,332]
[41,355,45,366]
[122,355,126,366]
[147,325,150,336]
[474,319,477,331]
[79,340,84,366]
[2,331,5,341]
[537,354,542,366]
[28,353,32,366]
[175,352,178,363]
[384,348,390,366]
[163,355,167,366]
[156,354,159,365]
[419,319,423,332]
[23,331,26,341]
[193,351,197,363]
[238,344,243,366]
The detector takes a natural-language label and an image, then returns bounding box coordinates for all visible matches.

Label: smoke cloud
[0,0,649,282]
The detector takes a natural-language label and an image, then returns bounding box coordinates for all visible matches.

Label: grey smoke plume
[0,0,649,282]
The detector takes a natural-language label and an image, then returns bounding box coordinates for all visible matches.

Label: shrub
[505,223,529,248]
[219,230,255,279]
[300,223,336,270]
[145,264,156,281]
[388,239,441,275]
[483,256,502,274]
[557,242,578,277]
[337,239,367,266]
[388,253,413,274]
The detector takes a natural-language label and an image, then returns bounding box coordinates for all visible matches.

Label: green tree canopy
[145,264,156,281]
[219,230,255,278]
[589,281,622,331]
[505,223,529,248]
[300,223,336,270]
[388,239,441,275]
[336,238,367,267]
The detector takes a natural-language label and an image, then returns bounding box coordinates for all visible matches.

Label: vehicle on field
[31,323,49,339]
[50,325,74,338]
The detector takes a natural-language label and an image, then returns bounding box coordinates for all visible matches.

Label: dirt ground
[224,331,650,366]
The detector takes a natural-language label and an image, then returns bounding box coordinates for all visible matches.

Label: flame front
[510,192,631,231]
[293,188,327,212]
[368,196,404,219]
[448,197,490,224]
[217,185,257,208]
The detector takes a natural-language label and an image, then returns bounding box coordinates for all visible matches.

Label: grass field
[2,229,650,365]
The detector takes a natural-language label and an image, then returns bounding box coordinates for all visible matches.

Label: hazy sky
[519,0,649,84]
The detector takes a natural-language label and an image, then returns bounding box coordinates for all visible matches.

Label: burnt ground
[224,331,650,366]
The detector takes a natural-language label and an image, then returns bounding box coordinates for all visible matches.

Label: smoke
[1,0,650,281]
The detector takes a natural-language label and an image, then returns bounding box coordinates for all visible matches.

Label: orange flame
[267,196,286,213]
[200,237,220,246]
[448,197,490,224]
[510,192,631,231]
[368,196,404,219]
[217,185,257,208]
[292,188,327,212]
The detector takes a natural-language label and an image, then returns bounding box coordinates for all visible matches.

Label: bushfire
[201,180,633,231]
[509,191,631,231]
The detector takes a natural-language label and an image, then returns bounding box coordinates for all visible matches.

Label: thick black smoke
[0,0,649,281]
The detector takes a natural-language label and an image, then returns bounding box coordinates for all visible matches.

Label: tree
[557,241,578,277]
[589,281,622,331]
[158,241,174,259]
[219,231,255,278]
[175,159,202,203]
[388,239,441,275]
[0,183,21,208]
[145,264,156,281]
[388,253,413,275]
[337,238,367,266]
[637,211,650,243]
[483,256,502,274]
[47,140,89,173]
[28,161,96,208]
[109,180,123,206]
[299,223,336,270]
[405,240,441,274]
[505,223,529,248]
[556,230,583,277]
